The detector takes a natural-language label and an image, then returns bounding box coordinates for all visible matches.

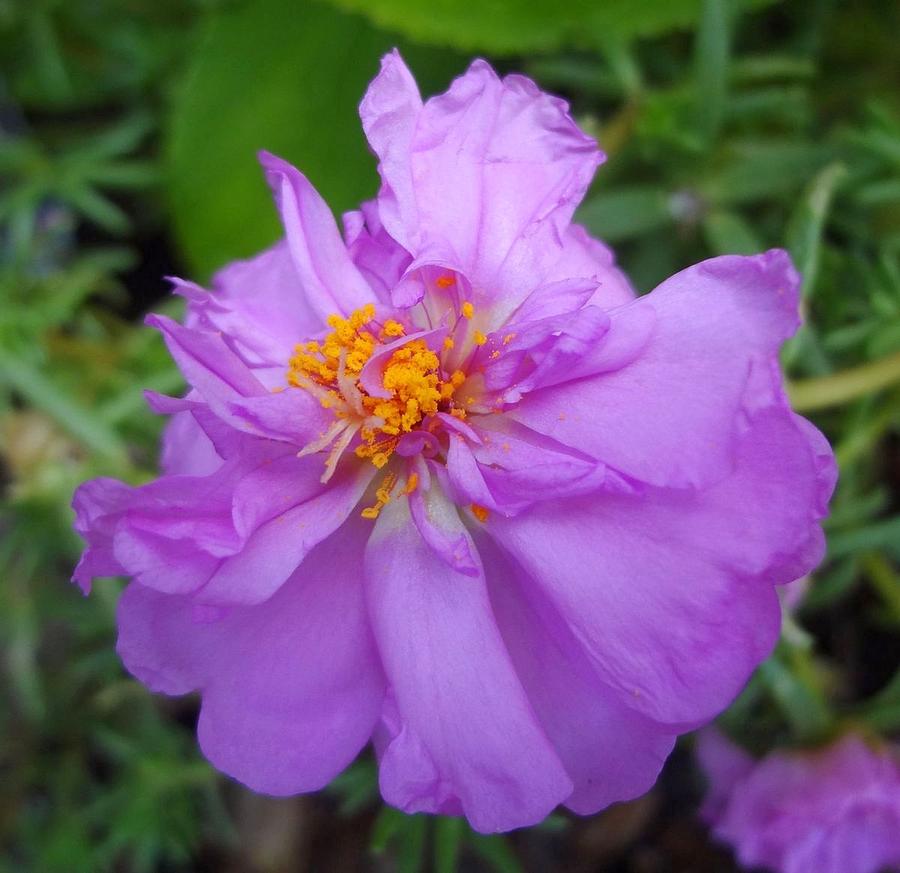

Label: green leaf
[702,209,763,254]
[468,833,524,873]
[693,0,732,144]
[319,0,776,56]
[576,186,672,243]
[434,817,464,873]
[165,0,463,278]
[786,161,847,298]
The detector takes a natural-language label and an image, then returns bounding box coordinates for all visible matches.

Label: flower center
[286,302,472,482]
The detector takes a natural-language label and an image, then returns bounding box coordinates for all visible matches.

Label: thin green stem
[788,350,900,411]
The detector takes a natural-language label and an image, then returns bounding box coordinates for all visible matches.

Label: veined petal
[478,532,675,814]
[511,250,802,488]
[148,313,330,445]
[359,49,423,254]
[490,406,832,727]
[116,517,385,795]
[196,458,376,606]
[259,151,376,320]
[364,496,572,833]
[361,52,602,316]
[182,241,320,368]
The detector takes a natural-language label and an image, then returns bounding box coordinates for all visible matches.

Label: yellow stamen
[404,472,419,494]
[361,472,398,520]
[473,330,487,346]
[290,305,475,473]
[461,301,474,319]
[381,320,406,338]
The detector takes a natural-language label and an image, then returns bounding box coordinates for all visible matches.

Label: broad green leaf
[576,186,673,243]
[320,0,777,56]
[165,0,462,278]
[702,209,763,254]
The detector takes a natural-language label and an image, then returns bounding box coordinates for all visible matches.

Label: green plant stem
[788,350,900,411]
[861,553,900,623]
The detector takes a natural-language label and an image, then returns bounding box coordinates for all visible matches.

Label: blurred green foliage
[1,0,899,870]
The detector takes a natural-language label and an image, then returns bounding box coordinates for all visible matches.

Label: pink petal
[364,496,572,832]
[185,241,320,367]
[512,250,802,489]
[479,532,675,814]
[259,151,375,320]
[361,53,602,317]
[160,410,223,477]
[116,517,385,795]
[490,406,829,727]
[358,50,423,253]
[197,459,375,606]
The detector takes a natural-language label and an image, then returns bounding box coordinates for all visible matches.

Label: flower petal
[490,405,830,727]
[160,409,223,477]
[197,459,375,606]
[116,516,385,794]
[259,151,375,320]
[511,250,802,489]
[183,241,320,367]
[364,495,572,832]
[358,50,423,254]
[148,313,329,445]
[478,532,675,814]
[361,53,602,317]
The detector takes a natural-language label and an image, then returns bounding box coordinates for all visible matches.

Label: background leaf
[319,0,776,56]
[165,0,463,277]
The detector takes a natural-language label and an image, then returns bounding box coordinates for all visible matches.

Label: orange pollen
[287,304,477,473]
[435,274,455,288]
[361,472,398,519]
[471,503,490,523]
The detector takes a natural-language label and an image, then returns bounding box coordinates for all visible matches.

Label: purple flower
[72,52,835,833]
[698,730,900,873]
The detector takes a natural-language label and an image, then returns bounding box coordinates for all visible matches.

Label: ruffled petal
[71,477,134,592]
[511,250,803,489]
[182,241,320,368]
[552,224,635,309]
[343,200,412,300]
[407,468,479,575]
[364,495,572,832]
[259,151,376,320]
[478,532,675,814]
[446,421,604,516]
[148,314,330,446]
[197,458,375,606]
[358,50,423,255]
[361,53,602,318]
[490,405,830,727]
[116,517,385,795]
[160,409,223,477]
